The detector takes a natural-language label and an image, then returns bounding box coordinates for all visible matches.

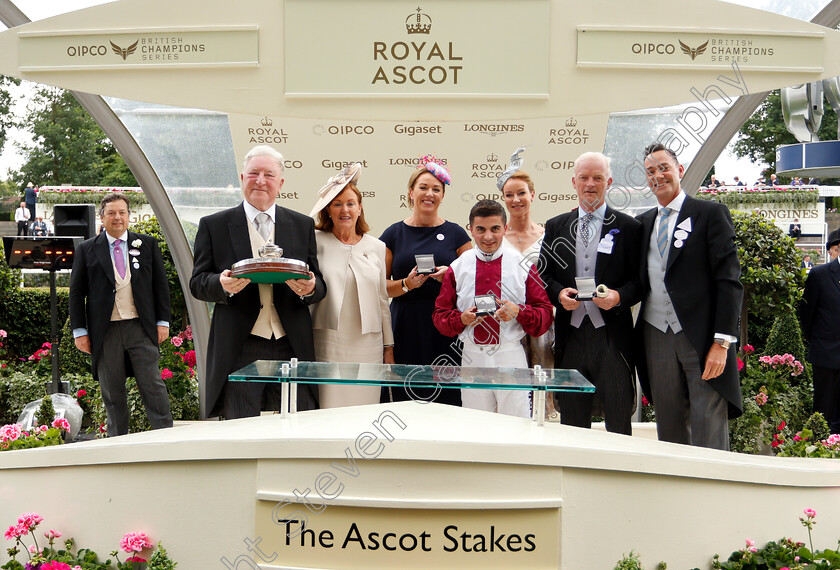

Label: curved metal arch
[0,0,213,418]
[682,0,840,192]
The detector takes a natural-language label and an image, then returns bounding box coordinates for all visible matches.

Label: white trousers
[460,342,531,418]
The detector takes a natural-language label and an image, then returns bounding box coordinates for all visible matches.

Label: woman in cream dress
[310,164,394,408]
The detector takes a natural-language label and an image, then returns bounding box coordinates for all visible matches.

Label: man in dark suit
[23,182,36,223]
[69,192,173,436]
[636,143,743,450]
[538,152,643,435]
[190,145,326,419]
[800,229,840,434]
[789,219,802,240]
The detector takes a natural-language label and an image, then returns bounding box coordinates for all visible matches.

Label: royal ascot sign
[283,0,550,97]
[18,27,258,71]
[577,27,825,72]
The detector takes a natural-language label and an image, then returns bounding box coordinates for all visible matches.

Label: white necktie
[256,212,272,241]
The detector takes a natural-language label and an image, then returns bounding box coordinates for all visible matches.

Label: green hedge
[697,187,819,206]
[0,287,69,361]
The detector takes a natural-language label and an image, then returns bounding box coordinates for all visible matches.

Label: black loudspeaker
[54,204,96,240]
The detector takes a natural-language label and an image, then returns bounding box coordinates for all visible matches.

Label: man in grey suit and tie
[69,192,173,436]
[636,143,743,450]
[539,152,643,434]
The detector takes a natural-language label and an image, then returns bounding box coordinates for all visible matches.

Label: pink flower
[120,531,153,553]
[0,329,7,338]
[44,529,62,540]
[28,544,41,554]
[755,392,768,406]
[0,423,23,442]
[737,357,744,372]
[804,508,816,518]
[160,369,173,380]
[42,342,51,349]
[18,513,43,530]
[743,344,755,354]
[170,336,183,347]
[76,389,87,398]
[826,434,840,446]
[793,434,802,442]
[4,522,27,540]
[181,350,196,368]
[126,556,147,563]
[745,538,757,553]
[184,325,193,340]
[41,562,72,570]
[51,418,71,432]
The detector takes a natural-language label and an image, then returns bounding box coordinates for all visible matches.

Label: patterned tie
[256,212,272,241]
[580,212,594,245]
[657,207,671,258]
[113,238,126,279]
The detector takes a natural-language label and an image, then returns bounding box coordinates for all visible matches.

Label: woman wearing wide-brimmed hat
[379,156,472,405]
[309,163,394,408]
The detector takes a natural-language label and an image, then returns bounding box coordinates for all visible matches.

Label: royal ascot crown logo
[110,40,138,60]
[547,118,589,145]
[679,39,709,60]
[406,7,432,34]
[247,118,288,144]
[370,7,463,86]
[471,156,506,180]
[487,153,498,163]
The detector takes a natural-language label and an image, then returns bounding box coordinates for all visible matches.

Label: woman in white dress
[309,164,395,408]
[498,150,557,419]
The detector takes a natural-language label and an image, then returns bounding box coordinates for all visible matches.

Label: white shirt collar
[661,191,686,213]
[243,200,276,224]
[577,201,607,220]
[106,231,129,245]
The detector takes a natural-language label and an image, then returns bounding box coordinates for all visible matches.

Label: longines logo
[388,156,448,166]
[247,120,289,144]
[462,124,525,137]
[65,35,206,61]
[312,124,375,136]
[370,7,463,86]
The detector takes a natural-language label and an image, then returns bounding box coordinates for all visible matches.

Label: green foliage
[60,316,92,376]
[10,86,137,187]
[0,371,46,425]
[148,543,178,569]
[0,426,63,452]
[734,90,839,182]
[732,211,806,346]
[0,75,21,157]
[0,236,21,293]
[613,552,666,570]
[37,187,146,209]
[804,412,831,443]
[697,187,819,206]
[130,216,193,331]
[0,287,69,361]
[764,308,810,382]
[36,390,56,427]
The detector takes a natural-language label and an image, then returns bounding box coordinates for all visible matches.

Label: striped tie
[657,207,670,258]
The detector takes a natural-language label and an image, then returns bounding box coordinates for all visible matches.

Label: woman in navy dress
[380,158,472,405]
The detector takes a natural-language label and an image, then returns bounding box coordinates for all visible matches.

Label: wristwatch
[401,278,410,293]
[713,338,731,350]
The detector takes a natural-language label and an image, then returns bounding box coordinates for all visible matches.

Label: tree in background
[10,86,137,187]
[0,75,21,158]
[734,89,838,183]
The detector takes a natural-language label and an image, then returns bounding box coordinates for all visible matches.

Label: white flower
[131,239,142,248]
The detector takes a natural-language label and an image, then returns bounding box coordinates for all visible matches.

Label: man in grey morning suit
[636,143,743,450]
[69,193,173,436]
[538,152,643,435]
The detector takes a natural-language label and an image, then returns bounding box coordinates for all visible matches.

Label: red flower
[160,369,173,380]
[777,421,786,431]
[641,396,650,406]
[181,350,196,368]
[771,439,782,448]
[737,357,744,372]
[76,389,87,398]
[743,344,755,354]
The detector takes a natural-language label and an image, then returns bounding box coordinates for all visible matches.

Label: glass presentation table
[229,360,594,426]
